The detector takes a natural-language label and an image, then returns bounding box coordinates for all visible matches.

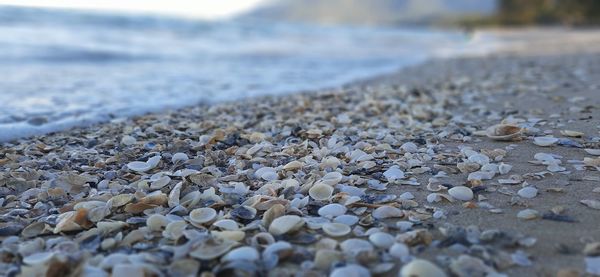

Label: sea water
[0,6,497,142]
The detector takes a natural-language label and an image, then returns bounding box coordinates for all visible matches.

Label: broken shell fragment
[486,124,523,141]
[533,137,559,147]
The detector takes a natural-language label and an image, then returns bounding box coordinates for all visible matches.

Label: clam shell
[517,186,538,199]
[318,203,347,218]
[262,204,285,228]
[171,152,189,163]
[389,242,410,259]
[485,124,522,141]
[283,161,303,171]
[147,214,169,231]
[581,199,600,210]
[23,252,55,265]
[372,206,404,219]
[150,176,171,190]
[221,246,259,262]
[560,130,584,137]
[333,214,359,226]
[109,194,134,208]
[383,165,405,181]
[322,222,351,237]
[321,171,343,185]
[457,162,480,173]
[308,183,334,201]
[189,237,238,260]
[340,239,374,255]
[533,136,559,147]
[268,215,304,235]
[313,249,343,270]
[189,207,217,225]
[255,167,278,181]
[127,156,161,173]
[448,186,474,201]
[517,209,539,220]
[330,264,370,277]
[213,219,240,231]
[400,259,447,277]
[162,220,187,240]
[584,149,600,156]
[368,232,395,248]
[212,230,246,242]
[321,156,341,169]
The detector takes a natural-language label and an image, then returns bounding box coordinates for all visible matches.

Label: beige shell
[147,214,169,231]
[322,222,351,237]
[485,124,523,141]
[372,206,404,219]
[189,207,217,225]
[109,194,134,208]
[560,130,584,137]
[212,230,246,242]
[212,219,239,231]
[162,220,187,240]
[308,182,334,201]
[262,204,285,228]
[189,237,238,260]
[321,171,343,185]
[283,161,304,171]
[400,259,447,277]
[268,215,305,235]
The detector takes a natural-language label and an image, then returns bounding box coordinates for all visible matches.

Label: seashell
[262,204,285,228]
[109,194,134,208]
[400,259,447,277]
[313,249,343,270]
[584,157,600,168]
[498,163,512,174]
[309,183,334,201]
[533,136,559,147]
[162,220,187,240]
[262,241,293,268]
[121,135,137,145]
[21,222,50,238]
[168,181,183,208]
[321,157,341,169]
[457,162,480,173]
[147,214,169,231]
[171,152,189,163]
[330,264,370,277]
[560,130,584,137]
[449,255,495,277]
[322,222,351,237]
[517,186,538,199]
[231,205,257,220]
[150,176,171,190]
[389,242,410,259]
[517,209,540,220]
[127,155,161,173]
[283,161,303,171]
[189,207,217,225]
[189,237,238,260]
[448,186,473,201]
[212,230,246,242]
[255,167,278,181]
[213,219,239,231]
[88,206,111,222]
[486,124,522,141]
[54,210,87,233]
[383,165,405,181]
[400,192,415,200]
[581,199,600,210]
[333,214,359,226]
[585,149,600,156]
[368,232,395,248]
[74,201,105,211]
[321,171,343,185]
[96,221,128,233]
[250,232,275,248]
[401,142,418,153]
[222,246,259,262]
[318,203,347,218]
[372,206,404,219]
[340,239,374,255]
[468,154,490,166]
[23,252,55,265]
[269,215,304,235]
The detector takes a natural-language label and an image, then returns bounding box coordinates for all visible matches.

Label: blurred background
[0,0,598,141]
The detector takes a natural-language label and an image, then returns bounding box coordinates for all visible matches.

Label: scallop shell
[189,207,217,225]
[268,215,304,235]
[533,136,559,146]
[400,259,447,277]
[485,124,523,141]
[322,222,351,237]
[127,156,161,173]
[309,183,334,201]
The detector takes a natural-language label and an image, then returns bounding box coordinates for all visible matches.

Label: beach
[1,30,600,276]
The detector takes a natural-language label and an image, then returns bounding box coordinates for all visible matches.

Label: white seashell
[372,206,404,219]
[467,171,495,181]
[560,130,584,137]
[268,215,304,235]
[427,193,441,203]
[400,192,415,200]
[581,199,600,210]
[255,167,278,181]
[457,162,480,173]
[383,165,405,181]
[448,186,473,201]
[308,182,334,201]
[322,222,351,237]
[468,154,490,165]
[533,136,559,147]
[330,264,370,277]
[213,219,239,231]
[333,215,359,226]
[321,156,341,169]
[189,207,217,225]
[400,142,418,153]
[146,214,169,231]
[389,242,410,259]
[283,161,303,171]
[368,232,395,248]
[318,204,347,218]
[221,246,259,262]
[162,220,187,240]
[304,216,329,229]
[480,163,498,174]
[150,176,171,190]
[585,149,600,156]
[517,187,538,199]
[171,153,189,163]
[340,239,374,255]
[498,163,512,174]
[127,156,161,173]
[23,252,55,265]
[486,124,523,141]
[517,209,539,220]
[121,135,137,146]
[321,171,343,185]
[400,259,447,277]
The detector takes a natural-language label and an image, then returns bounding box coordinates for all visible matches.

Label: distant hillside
[243,0,497,26]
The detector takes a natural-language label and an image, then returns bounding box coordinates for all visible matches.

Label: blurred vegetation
[460,0,600,27]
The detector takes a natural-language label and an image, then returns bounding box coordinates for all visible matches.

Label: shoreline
[1,31,600,276]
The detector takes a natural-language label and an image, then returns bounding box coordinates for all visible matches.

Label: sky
[0,0,268,18]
